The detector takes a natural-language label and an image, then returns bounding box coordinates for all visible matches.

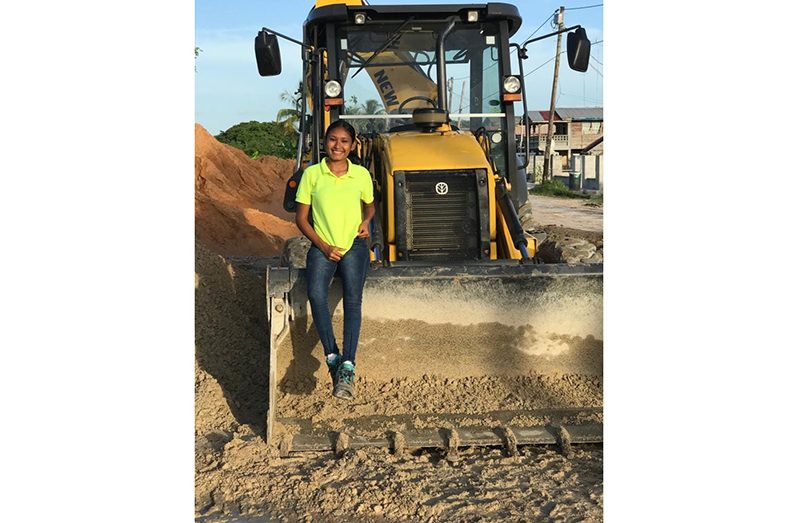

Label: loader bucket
[265,263,603,455]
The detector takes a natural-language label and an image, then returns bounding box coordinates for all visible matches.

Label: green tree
[361,98,385,117]
[345,96,386,134]
[215,121,296,159]
[276,88,301,132]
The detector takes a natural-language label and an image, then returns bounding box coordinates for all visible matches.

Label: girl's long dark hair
[324,119,356,142]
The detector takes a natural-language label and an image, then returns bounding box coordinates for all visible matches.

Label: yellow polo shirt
[295,158,374,254]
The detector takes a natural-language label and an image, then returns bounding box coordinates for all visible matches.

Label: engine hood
[380,130,491,173]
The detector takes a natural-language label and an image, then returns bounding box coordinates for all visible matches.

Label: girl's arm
[296,203,342,261]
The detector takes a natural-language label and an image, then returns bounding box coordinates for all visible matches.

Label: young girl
[294,120,375,400]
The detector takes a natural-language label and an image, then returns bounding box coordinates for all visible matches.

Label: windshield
[336,20,505,134]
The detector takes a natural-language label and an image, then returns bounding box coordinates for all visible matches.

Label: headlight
[490,132,503,144]
[503,76,521,94]
[324,80,342,97]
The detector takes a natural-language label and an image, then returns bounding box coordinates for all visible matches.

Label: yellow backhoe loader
[255,0,602,455]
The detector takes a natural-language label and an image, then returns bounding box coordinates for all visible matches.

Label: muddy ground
[195,127,604,521]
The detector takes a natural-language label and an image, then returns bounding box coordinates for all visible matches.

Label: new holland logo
[435,182,449,195]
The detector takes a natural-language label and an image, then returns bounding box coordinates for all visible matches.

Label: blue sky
[195,0,603,135]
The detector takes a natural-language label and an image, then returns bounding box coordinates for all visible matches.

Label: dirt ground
[194,127,604,522]
[527,194,603,234]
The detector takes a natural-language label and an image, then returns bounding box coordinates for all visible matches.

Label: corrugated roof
[525,107,603,122]
[525,110,546,122]
[539,110,555,121]
[555,107,603,121]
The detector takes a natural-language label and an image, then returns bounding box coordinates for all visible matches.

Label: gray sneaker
[333,362,355,400]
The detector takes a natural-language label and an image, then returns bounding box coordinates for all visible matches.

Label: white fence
[524,154,603,192]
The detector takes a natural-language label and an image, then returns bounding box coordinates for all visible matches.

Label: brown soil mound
[195,124,300,256]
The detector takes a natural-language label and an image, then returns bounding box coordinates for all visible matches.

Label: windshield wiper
[351,17,415,78]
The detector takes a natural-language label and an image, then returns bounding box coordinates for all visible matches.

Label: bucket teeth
[503,426,519,457]
[445,428,460,457]
[334,432,350,457]
[390,431,406,457]
[277,433,293,458]
[274,419,601,454]
[554,425,574,458]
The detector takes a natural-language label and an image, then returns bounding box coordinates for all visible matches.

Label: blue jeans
[306,237,369,365]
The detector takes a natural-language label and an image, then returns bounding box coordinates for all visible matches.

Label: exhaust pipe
[436,18,456,113]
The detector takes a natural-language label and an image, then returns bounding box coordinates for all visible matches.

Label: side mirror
[566,27,591,73]
[255,30,282,76]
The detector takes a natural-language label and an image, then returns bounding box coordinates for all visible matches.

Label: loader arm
[356,49,439,112]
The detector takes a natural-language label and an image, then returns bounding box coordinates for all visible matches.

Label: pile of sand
[195,124,300,256]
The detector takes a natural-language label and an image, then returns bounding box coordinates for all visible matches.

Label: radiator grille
[403,171,479,261]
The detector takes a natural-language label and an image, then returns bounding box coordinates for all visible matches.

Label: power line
[564,3,603,10]
[557,91,603,104]
[522,41,602,78]
[525,54,559,78]
[441,11,558,81]
[588,62,603,78]
[516,12,556,48]
[446,26,602,82]
[433,29,602,87]
[484,50,560,99]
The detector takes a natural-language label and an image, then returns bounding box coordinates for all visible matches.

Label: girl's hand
[322,243,343,262]
[357,221,370,238]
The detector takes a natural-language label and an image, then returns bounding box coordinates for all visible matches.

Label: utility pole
[543,6,564,182]
[447,77,454,113]
[457,79,465,127]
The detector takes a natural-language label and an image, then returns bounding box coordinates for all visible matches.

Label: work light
[503,75,521,94]
[324,80,342,98]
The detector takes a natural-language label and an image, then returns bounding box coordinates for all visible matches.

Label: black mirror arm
[260,26,313,51]
[510,43,531,171]
[520,24,582,51]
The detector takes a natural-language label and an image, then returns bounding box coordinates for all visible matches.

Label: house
[515,107,604,191]
[515,107,603,157]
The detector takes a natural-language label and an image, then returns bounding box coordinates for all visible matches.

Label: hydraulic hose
[496,182,529,258]
[369,192,385,261]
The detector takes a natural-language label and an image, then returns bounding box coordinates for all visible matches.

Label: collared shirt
[295,157,374,254]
